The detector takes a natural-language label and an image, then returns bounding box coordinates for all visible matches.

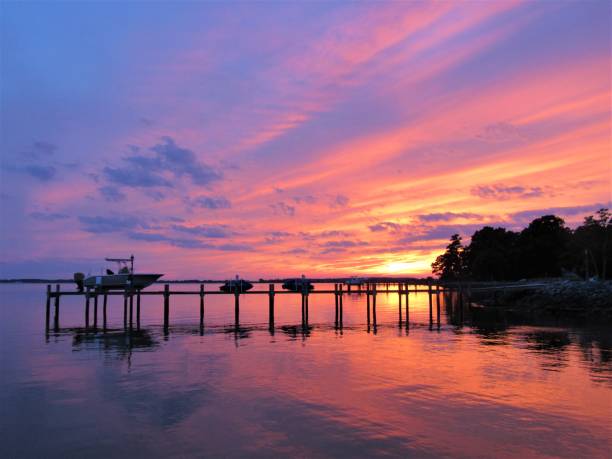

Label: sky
[0,1,610,279]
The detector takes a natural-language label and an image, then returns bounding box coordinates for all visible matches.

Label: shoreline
[469,279,612,322]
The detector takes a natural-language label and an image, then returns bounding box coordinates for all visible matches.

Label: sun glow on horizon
[382,260,431,276]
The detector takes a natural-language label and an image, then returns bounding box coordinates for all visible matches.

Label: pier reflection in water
[1,284,610,458]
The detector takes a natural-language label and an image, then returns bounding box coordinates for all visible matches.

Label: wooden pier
[44,280,469,333]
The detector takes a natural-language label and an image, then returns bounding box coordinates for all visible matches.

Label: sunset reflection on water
[1,284,610,458]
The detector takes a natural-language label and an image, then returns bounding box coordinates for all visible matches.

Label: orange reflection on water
[3,284,610,458]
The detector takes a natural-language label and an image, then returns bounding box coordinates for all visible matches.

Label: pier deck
[45,281,471,333]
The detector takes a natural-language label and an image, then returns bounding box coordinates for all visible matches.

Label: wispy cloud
[270,202,295,217]
[292,195,317,205]
[172,224,232,238]
[99,186,126,202]
[104,137,221,188]
[471,184,544,200]
[4,163,57,181]
[399,223,502,243]
[79,215,143,233]
[418,212,483,222]
[189,195,231,209]
[23,141,58,159]
[23,165,57,181]
[127,231,251,251]
[510,203,610,224]
[321,240,368,248]
[369,222,402,232]
[29,211,70,221]
[104,165,172,188]
[330,194,349,208]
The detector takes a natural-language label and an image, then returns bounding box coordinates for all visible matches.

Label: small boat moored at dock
[282,275,314,292]
[75,255,163,291]
[220,275,253,293]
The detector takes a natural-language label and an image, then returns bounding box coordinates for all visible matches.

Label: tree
[463,227,519,281]
[432,234,464,280]
[572,208,611,279]
[518,215,571,278]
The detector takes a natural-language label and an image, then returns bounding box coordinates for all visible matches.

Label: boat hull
[282,280,314,292]
[219,281,253,293]
[84,273,163,290]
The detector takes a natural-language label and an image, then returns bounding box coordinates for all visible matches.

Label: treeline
[432,208,611,281]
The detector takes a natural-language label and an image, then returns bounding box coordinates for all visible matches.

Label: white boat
[78,256,163,291]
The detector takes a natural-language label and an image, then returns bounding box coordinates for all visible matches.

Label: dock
[44,280,472,333]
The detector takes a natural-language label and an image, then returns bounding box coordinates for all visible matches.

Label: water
[1,284,610,458]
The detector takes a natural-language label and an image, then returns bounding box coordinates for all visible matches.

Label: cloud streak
[471,184,544,200]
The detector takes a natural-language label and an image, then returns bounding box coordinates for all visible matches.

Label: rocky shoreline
[470,280,612,322]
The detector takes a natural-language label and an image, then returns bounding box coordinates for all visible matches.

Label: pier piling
[234,291,239,328]
[405,283,410,328]
[53,284,60,330]
[300,282,309,327]
[199,284,204,329]
[93,292,98,329]
[163,284,170,330]
[137,289,141,329]
[129,293,134,329]
[268,284,275,330]
[45,285,51,331]
[428,281,433,327]
[366,286,371,327]
[398,283,403,326]
[334,284,339,327]
[436,285,441,328]
[123,290,127,328]
[372,284,377,329]
[103,292,108,331]
[85,288,90,328]
[339,284,343,327]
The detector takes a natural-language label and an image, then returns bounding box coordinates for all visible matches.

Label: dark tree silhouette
[463,227,519,281]
[431,234,464,280]
[572,208,611,279]
[431,209,612,281]
[518,215,571,278]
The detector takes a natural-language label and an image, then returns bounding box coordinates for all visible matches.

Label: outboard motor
[73,272,85,292]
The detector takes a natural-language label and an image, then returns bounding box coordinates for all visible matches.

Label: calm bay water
[0,284,610,458]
